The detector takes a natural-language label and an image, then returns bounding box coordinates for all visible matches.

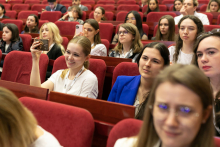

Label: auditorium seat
[200,4,207,11]
[55,21,79,36]
[4,10,17,19]
[169,5,174,11]
[89,11,114,20]
[84,4,92,11]
[62,37,69,50]
[82,11,86,21]
[116,11,143,21]
[0,50,2,61]
[52,56,106,99]
[198,0,209,4]
[20,97,94,147]
[31,4,48,12]
[112,62,139,86]
[81,0,95,5]
[99,23,114,42]
[39,20,49,29]
[117,0,136,4]
[60,0,72,5]
[106,118,142,147]
[146,12,176,22]
[201,12,213,24]
[101,39,110,54]
[203,25,220,32]
[41,11,62,22]
[93,4,115,11]
[215,137,220,147]
[96,0,115,4]
[8,0,23,4]
[142,5,168,13]
[1,51,49,84]
[24,0,41,4]
[17,11,38,20]
[117,4,140,11]
[41,0,48,4]
[162,0,175,4]
[19,34,32,52]
[2,19,23,33]
[218,15,220,25]
[115,23,149,36]
[12,4,30,11]
[0,0,6,3]
[3,4,11,10]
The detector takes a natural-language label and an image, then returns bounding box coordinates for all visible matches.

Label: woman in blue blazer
[108,42,170,119]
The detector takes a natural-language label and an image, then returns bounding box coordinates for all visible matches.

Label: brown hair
[144,0,159,14]
[155,15,175,41]
[173,15,204,63]
[206,0,220,12]
[24,14,39,33]
[95,6,106,20]
[183,0,199,7]
[135,64,214,147]
[0,87,37,147]
[113,23,143,54]
[70,5,82,19]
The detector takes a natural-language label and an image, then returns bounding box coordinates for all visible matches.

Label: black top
[45,4,67,14]
[0,37,23,53]
[2,15,9,18]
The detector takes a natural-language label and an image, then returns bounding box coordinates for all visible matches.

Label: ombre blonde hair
[40,22,65,54]
[61,36,91,79]
[206,0,220,12]
[0,87,37,147]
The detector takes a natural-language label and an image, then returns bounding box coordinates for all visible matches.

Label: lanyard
[62,66,85,93]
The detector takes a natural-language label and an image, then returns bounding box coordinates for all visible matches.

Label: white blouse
[90,44,107,56]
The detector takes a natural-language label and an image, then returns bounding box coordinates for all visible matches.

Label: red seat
[107,119,142,147]
[17,11,38,19]
[39,20,49,29]
[117,0,136,4]
[24,0,41,4]
[89,11,114,20]
[198,0,209,4]
[217,15,220,24]
[62,37,68,50]
[4,10,17,19]
[60,0,72,5]
[0,50,2,61]
[31,4,48,12]
[8,0,23,4]
[2,19,23,33]
[52,56,106,99]
[3,4,11,10]
[41,0,48,4]
[84,4,92,11]
[203,25,220,32]
[96,0,115,4]
[215,137,220,147]
[116,11,143,21]
[115,23,149,36]
[41,11,62,22]
[2,51,49,84]
[82,11,86,21]
[93,4,115,11]
[81,0,95,5]
[55,21,79,36]
[101,39,110,54]
[200,4,207,11]
[12,4,30,11]
[117,4,140,11]
[169,5,174,11]
[201,12,213,24]
[0,0,6,3]
[99,23,114,42]
[146,12,176,22]
[19,34,32,52]
[20,97,94,147]
[112,62,139,86]
[162,0,175,4]
[142,5,168,13]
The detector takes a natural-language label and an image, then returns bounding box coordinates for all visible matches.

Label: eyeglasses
[126,17,136,21]
[197,29,220,39]
[118,30,129,35]
[149,103,199,122]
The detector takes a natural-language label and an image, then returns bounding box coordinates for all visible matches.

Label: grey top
[68,4,88,11]
[58,17,84,25]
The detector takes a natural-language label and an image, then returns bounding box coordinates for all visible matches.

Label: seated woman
[0,4,9,18]
[94,6,106,23]
[21,14,39,34]
[151,15,175,41]
[114,64,214,147]
[112,11,148,44]
[144,0,159,14]
[173,0,183,11]
[0,87,62,147]
[30,36,98,99]
[58,5,84,25]
[193,29,220,136]
[168,15,204,65]
[108,42,170,119]
[75,19,107,56]
[206,0,220,12]
[109,23,143,62]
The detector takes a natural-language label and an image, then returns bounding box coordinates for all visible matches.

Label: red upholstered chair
[106,119,142,147]
[0,50,2,61]
[117,0,136,4]
[20,97,94,147]
[218,15,220,24]
[1,51,49,84]
[17,11,38,19]
[112,62,139,86]
[96,1,115,4]
[84,4,92,11]
[31,4,47,12]
[101,39,110,54]
[200,4,207,11]
[41,11,62,22]
[93,4,115,10]
[4,10,17,19]
[81,0,95,5]
[52,56,106,99]
[201,12,213,24]
[0,0,6,3]
[146,12,176,22]
[39,20,49,29]
[215,137,220,147]
[117,4,140,11]
[162,0,175,4]
[41,0,48,4]
[116,11,143,21]
[198,0,209,4]
[82,11,86,21]
[89,11,114,20]
[2,19,23,33]
[169,5,174,11]
[204,25,220,32]
[8,0,23,4]
[3,4,11,10]
[62,37,69,50]
[99,23,114,42]
[24,0,41,4]
[55,21,79,36]
[60,0,72,5]
[12,4,30,11]
[19,34,32,52]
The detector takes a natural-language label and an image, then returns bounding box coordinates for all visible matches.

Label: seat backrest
[31,4,47,12]
[8,0,23,4]
[112,62,139,86]
[3,4,11,10]
[41,11,62,22]
[89,11,114,20]
[106,118,142,147]
[55,21,79,36]
[162,0,175,4]
[60,0,72,5]
[17,10,38,19]
[81,0,95,5]
[117,0,136,4]
[84,4,92,11]
[20,97,94,147]
[97,1,115,4]
[101,39,109,54]
[147,12,177,22]
[39,20,49,29]
[117,4,140,11]
[200,4,207,11]
[12,4,30,11]
[24,0,41,4]
[62,37,68,50]
[99,23,114,42]
[81,11,86,21]
[19,34,32,52]
[0,50,2,61]
[201,12,213,24]
[1,51,49,84]
[94,4,115,10]
[2,19,23,33]
[204,25,220,32]
[215,137,220,147]
[4,10,17,19]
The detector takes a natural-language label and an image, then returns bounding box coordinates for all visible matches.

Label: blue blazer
[108,75,141,105]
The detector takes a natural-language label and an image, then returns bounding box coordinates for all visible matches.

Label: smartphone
[75,24,83,35]
[34,39,49,51]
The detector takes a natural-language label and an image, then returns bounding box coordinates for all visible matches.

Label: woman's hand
[30,41,42,61]
[68,11,73,17]
[74,32,84,38]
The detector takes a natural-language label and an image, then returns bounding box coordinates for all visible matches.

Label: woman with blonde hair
[114,64,214,147]
[30,36,98,99]
[206,0,220,12]
[109,23,143,62]
[0,87,62,147]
